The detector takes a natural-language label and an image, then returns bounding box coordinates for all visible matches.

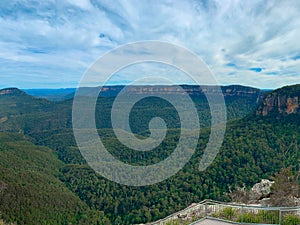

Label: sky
[0,0,300,89]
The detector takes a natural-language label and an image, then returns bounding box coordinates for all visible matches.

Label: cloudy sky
[0,0,300,89]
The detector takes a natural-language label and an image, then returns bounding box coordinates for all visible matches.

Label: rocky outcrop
[0,116,8,123]
[257,84,300,116]
[248,179,274,204]
[0,88,26,96]
[230,179,274,206]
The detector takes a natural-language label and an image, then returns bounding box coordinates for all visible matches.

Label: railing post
[205,201,208,218]
[279,210,282,225]
[241,206,244,223]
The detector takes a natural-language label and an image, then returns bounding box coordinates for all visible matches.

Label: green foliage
[216,210,298,225]
[57,116,300,224]
[0,219,16,225]
[213,207,280,224]
[282,214,300,225]
[273,84,300,97]
[237,212,263,223]
[0,87,299,224]
[258,210,279,224]
[164,219,190,225]
[216,207,236,220]
[0,133,110,225]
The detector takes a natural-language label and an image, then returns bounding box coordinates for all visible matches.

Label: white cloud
[66,0,94,10]
[0,0,299,88]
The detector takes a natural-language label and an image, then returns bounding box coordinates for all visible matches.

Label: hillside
[0,85,299,224]
[1,85,263,134]
[0,88,53,116]
[0,132,110,224]
[0,88,70,134]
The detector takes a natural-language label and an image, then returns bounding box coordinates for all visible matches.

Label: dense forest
[0,85,299,224]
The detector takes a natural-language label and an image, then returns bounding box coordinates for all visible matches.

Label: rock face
[257,84,300,116]
[0,88,26,96]
[82,85,264,99]
[249,179,274,202]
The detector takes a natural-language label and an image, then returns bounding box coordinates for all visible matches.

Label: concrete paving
[192,218,235,225]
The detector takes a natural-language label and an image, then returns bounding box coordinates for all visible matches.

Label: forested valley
[0,85,299,224]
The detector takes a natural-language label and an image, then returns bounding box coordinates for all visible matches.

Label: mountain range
[0,84,299,225]
[22,85,264,101]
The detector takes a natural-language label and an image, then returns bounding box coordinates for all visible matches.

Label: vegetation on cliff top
[0,85,299,224]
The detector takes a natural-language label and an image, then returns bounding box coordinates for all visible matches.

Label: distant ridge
[23,85,264,101]
[23,88,76,101]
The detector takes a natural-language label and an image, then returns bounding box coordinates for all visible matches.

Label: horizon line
[3,83,278,91]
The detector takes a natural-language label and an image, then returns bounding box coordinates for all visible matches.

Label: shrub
[212,207,236,220]
[222,207,236,220]
[237,212,262,223]
[282,214,300,225]
[257,210,279,224]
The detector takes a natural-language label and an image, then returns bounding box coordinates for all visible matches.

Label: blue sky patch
[226,63,237,68]
[249,68,263,73]
[291,54,300,60]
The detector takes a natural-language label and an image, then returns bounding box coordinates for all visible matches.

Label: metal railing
[140,200,300,225]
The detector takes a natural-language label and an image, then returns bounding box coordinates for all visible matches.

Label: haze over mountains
[0,84,299,224]
[22,85,265,102]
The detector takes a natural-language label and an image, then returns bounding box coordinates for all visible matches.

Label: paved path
[193,218,235,225]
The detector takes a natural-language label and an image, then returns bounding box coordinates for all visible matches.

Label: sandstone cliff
[96,85,264,100]
[0,88,26,96]
[257,84,300,116]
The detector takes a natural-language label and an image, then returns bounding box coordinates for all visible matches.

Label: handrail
[139,199,300,225]
[141,199,209,225]
[199,199,300,210]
